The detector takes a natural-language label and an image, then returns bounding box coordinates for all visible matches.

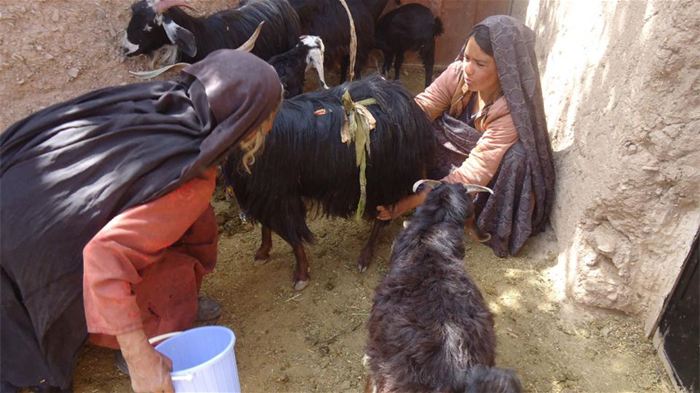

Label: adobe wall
[525,0,699,328]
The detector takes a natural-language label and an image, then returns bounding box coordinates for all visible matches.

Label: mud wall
[526,0,699,329]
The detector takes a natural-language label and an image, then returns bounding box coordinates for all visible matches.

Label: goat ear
[162,17,197,58]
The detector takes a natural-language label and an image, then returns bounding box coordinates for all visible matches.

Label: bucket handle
[148,331,182,345]
[147,331,194,382]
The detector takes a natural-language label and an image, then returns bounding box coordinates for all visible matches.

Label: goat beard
[238,127,267,174]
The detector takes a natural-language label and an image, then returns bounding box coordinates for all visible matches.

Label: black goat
[365,182,522,393]
[222,75,435,290]
[289,0,379,83]
[375,3,444,87]
[363,0,401,22]
[268,35,328,98]
[123,0,301,63]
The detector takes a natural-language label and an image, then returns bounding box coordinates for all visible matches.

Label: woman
[377,15,555,257]
[1,50,282,393]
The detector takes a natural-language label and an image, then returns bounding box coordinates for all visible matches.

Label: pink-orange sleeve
[82,167,217,336]
[442,114,518,186]
[414,61,463,121]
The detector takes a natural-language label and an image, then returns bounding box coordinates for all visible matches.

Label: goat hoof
[253,255,270,266]
[293,279,309,291]
[357,263,368,273]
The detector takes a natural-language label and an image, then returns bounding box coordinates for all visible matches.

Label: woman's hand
[376,189,431,221]
[376,204,396,221]
[117,329,174,393]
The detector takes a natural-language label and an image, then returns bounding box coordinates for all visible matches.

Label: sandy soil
[0,1,675,392]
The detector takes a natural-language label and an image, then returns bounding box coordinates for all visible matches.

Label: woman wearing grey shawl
[1,50,282,392]
[377,15,555,257]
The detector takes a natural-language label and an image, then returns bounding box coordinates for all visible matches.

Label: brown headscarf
[0,49,281,390]
[180,49,283,177]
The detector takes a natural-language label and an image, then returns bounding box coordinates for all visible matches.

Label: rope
[340,90,377,219]
[337,0,357,81]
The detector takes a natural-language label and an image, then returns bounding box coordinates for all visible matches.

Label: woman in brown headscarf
[377,15,555,257]
[1,50,282,392]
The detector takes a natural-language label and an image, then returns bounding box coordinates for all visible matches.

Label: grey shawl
[432,15,555,256]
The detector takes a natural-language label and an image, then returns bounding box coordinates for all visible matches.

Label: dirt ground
[0,1,675,392]
[72,194,674,393]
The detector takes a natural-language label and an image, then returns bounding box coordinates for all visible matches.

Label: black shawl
[0,49,281,389]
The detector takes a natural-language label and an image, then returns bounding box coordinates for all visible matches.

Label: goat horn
[463,184,494,194]
[153,0,197,14]
[412,179,442,193]
[236,21,264,52]
[129,62,190,79]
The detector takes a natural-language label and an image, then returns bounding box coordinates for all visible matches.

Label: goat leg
[393,51,404,81]
[254,226,273,265]
[381,50,394,77]
[357,219,389,272]
[420,45,436,87]
[292,244,311,291]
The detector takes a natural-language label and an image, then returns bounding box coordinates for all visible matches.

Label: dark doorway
[658,230,699,392]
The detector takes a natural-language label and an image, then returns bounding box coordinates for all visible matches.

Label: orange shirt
[414,61,518,186]
[83,167,217,336]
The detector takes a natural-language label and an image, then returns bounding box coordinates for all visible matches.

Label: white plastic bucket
[152,326,240,393]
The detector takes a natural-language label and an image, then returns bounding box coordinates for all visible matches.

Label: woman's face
[462,36,500,94]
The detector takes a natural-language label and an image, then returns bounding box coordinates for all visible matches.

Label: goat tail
[433,17,444,37]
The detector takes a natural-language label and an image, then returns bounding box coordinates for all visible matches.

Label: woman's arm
[116,329,174,393]
[414,61,464,121]
[82,167,217,335]
[82,167,216,391]
[376,188,430,221]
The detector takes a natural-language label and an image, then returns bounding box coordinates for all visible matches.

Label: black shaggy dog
[123,0,301,63]
[222,75,435,290]
[375,3,444,87]
[365,182,522,393]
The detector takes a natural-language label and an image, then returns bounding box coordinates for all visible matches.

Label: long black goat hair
[223,74,434,246]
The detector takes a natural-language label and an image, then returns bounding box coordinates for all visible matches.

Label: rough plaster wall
[526,0,700,322]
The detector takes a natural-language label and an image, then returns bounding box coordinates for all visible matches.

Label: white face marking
[122,32,140,54]
[301,36,328,89]
[300,35,316,48]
